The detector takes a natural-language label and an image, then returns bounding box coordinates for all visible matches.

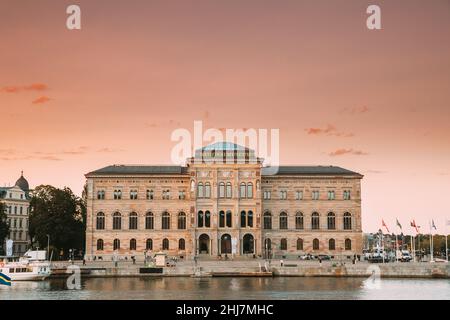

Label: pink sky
[1,0,449,233]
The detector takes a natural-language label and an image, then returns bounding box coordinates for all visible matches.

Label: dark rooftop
[261,166,362,176]
[86,165,186,176]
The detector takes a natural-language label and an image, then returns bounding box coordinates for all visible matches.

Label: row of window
[7,218,28,229]
[263,190,352,200]
[96,238,184,251]
[96,211,353,231]
[96,237,353,251]
[4,205,29,215]
[263,212,353,230]
[267,238,352,251]
[9,230,28,241]
[98,189,352,201]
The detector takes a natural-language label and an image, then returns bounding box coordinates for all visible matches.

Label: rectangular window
[130,189,138,200]
[146,189,154,200]
[113,189,122,200]
[328,191,335,200]
[312,191,320,200]
[295,191,303,200]
[97,190,105,200]
[279,190,287,200]
[178,190,185,200]
[343,190,351,200]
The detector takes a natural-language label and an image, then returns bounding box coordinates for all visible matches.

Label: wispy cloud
[1,83,48,93]
[365,170,387,174]
[32,96,51,104]
[305,124,354,137]
[328,148,369,157]
[340,106,370,115]
[0,146,123,161]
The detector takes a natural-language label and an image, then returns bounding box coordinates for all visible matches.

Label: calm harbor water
[0,277,449,300]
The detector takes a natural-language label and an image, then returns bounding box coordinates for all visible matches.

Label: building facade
[85,143,363,260]
[0,172,31,256]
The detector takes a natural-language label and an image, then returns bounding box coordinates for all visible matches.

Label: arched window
[313,238,319,250]
[97,239,104,251]
[329,238,336,250]
[295,212,304,229]
[179,238,185,250]
[240,211,246,228]
[219,182,225,198]
[226,182,232,198]
[263,212,272,229]
[145,212,154,229]
[205,210,211,228]
[146,238,153,250]
[162,212,170,230]
[162,238,169,250]
[113,239,120,250]
[226,210,232,228]
[205,182,211,198]
[219,210,225,228]
[345,238,352,250]
[197,183,204,198]
[129,212,138,230]
[130,238,137,250]
[198,211,204,227]
[178,212,186,229]
[279,212,288,229]
[280,238,287,250]
[247,210,253,228]
[297,238,303,250]
[311,212,320,230]
[96,212,105,230]
[247,183,253,198]
[240,183,246,198]
[327,212,336,230]
[344,213,352,230]
[113,212,121,230]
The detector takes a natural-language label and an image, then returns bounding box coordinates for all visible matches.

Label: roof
[86,165,187,176]
[198,142,249,152]
[261,166,362,177]
[15,172,29,191]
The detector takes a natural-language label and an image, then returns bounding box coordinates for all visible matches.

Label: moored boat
[0,250,51,281]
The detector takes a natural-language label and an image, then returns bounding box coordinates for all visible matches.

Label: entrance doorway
[243,234,254,254]
[199,234,210,254]
[221,234,232,254]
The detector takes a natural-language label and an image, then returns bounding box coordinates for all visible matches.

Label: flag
[0,272,11,286]
[396,219,402,230]
[382,219,390,233]
[410,220,419,233]
[431,219,437,230]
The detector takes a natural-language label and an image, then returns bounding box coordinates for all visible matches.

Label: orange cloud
[1,83,48,93]
[32,96,51,104]
[305,124,354,137]
[329,148,369,156]
[340,106,370,115]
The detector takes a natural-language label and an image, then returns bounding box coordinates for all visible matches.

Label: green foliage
[0,202,10,254]
[29,185,86,259]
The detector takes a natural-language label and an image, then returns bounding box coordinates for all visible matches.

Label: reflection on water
[0,277,449,300]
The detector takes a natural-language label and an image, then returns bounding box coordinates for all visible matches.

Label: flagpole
[395,233,399,263]
[429,221,434,263]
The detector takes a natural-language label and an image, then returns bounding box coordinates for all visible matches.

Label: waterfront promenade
[50,259,450,279]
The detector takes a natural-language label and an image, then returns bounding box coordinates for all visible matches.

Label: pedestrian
[280,259,284,267]
[319,257,322,264]
[83,258,86,266]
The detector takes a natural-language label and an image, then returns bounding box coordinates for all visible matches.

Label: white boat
[0,250,51,281]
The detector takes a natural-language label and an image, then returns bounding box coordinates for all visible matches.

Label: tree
[29,185,86,260]
[0,202,10,255]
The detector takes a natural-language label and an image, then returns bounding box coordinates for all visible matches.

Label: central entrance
[199,234,210,254]
[220,234,232,254]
